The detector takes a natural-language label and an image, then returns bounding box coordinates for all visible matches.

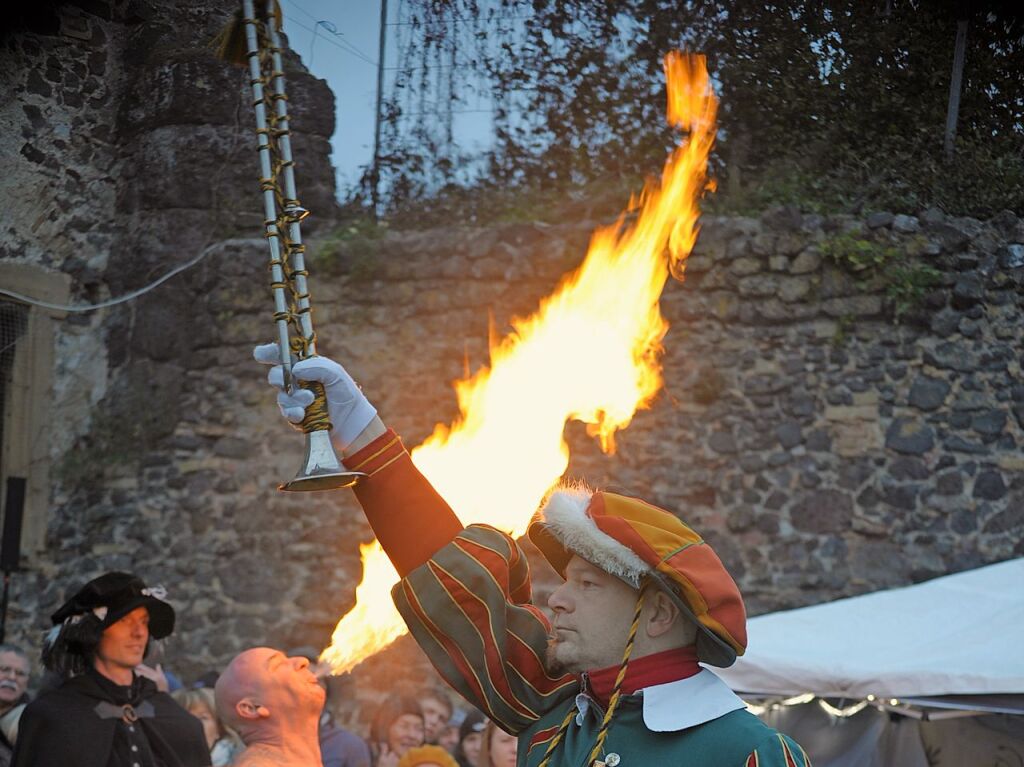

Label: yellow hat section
[595,492,748,656]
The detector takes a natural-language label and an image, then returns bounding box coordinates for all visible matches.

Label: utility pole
[943,17,969,163]
[371,0,388,219]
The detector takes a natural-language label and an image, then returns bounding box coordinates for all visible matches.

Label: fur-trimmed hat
[528,485,746,667]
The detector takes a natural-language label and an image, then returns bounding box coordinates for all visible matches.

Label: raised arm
[256,347,576,728]
[255,345,462,575]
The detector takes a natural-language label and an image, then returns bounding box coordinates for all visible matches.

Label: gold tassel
[586,590,646,766]
[212,7,247,66]
[212,0,283,66]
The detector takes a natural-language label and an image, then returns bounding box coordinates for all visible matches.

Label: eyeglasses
[0,665,28,679]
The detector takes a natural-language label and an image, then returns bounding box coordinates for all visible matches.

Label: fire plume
[320,53,717,675]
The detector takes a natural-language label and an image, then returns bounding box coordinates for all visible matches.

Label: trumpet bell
[279,429,365,492]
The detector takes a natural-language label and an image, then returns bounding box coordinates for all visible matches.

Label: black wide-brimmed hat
[50,572,175,639]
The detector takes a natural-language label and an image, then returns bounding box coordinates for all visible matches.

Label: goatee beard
[545,647,567,677]
[545,640,578,677]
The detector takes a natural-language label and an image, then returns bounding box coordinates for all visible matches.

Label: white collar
[575,669,746,732]
[641,669,746,732]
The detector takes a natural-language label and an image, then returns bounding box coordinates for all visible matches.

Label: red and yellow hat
[527,485,747,667]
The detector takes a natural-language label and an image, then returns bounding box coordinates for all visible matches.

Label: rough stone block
[789,248,822,274]
[982,504,1024,534]
[830,421,884,457]
[690,233,727,261]
[823,295,883,317]
[686,255,712,273]
[825,405,877,422]
[944,435,989,454]
[998,243,1024,269]
[789,489,853,533]
[997,455,1024,472]
[819,266,860,298]
[908,376,950,411]
[750,233,776,256]
[730,257,763,276]
[777,276,812,303]
[973,470,1007,500]
[885,418,935,455]
[775,421,803,449]
[922,342,978,372]
[971,409,1007,437]
[881,483,918,510]
[708,431,738,454]
[951,275,986,308]
[738,274,780,298]
[851,391,880,407]
[761,206,803,231]
[866,211,894,229]
[892,214,920,234]
[775,232,805,255]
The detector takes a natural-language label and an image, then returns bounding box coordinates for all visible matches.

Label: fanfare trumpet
[232,0,363,491]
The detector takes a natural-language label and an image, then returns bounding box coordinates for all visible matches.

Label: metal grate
[0,299,29,473]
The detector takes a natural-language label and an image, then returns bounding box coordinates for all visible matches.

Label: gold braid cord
[535,706,580,767]
[587,589,645,766]
[249,6,330,433]
[537,590,646,767]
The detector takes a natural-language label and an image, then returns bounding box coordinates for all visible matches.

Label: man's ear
[236,698,270,720]
[644,590,682,639]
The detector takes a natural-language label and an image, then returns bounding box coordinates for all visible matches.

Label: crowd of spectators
[3,571,520,767]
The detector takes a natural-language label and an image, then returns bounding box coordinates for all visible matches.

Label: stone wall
[309,208,1024,624]
[3,0,1024,735]
[1,0,363,688]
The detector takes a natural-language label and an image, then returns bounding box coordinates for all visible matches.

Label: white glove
[254,343,378,452]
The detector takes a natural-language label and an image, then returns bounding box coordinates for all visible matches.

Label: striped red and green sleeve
[392,524,578,734]
[346,429,576,733]
[346,428,463,576]
[745,733,812,767]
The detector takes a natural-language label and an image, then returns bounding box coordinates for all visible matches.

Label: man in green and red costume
[259,348,811,767]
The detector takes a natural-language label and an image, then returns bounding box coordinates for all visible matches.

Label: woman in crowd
[370,695,425,767]
[171,687,243,766]
[452,709,484,767]
[476,719,516,767]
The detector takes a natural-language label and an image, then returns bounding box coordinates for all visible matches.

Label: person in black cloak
[11,572,210,767]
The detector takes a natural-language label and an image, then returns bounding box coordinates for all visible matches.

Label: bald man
[214,647,325,767]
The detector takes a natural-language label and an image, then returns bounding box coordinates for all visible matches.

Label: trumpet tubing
[240,0,363,491]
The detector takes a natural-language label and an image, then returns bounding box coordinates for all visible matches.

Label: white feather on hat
[538,483,651,588]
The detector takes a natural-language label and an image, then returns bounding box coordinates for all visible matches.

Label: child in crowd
[453,710,485,767]
[370,695,425,766]
[476,720,516,767]
[172,687,244,766]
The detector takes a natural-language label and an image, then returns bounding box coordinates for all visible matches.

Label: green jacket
[520,688,806,767]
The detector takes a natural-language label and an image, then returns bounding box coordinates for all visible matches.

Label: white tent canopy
[716,557,1024,700]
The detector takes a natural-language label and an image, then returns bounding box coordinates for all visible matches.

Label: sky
[278,0,495,200]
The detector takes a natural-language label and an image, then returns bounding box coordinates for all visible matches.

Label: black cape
[11,669,210,767]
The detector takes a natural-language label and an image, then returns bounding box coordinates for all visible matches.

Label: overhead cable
[0,240,237,314]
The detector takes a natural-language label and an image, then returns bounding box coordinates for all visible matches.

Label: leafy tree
[367,0,1024,220]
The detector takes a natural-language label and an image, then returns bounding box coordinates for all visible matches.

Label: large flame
[320,53,717,674]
